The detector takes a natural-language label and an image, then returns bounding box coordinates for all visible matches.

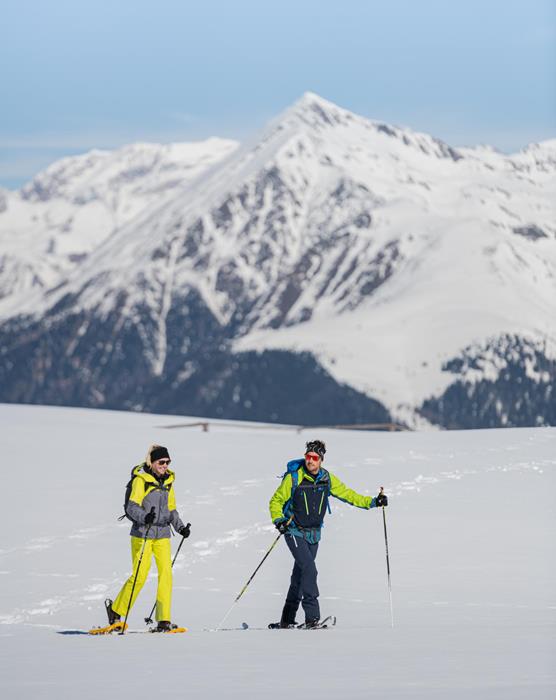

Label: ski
[204,622,250,632]
[205,617,336,632]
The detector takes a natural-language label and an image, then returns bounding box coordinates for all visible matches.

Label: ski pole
[144,523,191,625]
[119,508,155,635]
[379,487,394,628]
[215,519,292,631]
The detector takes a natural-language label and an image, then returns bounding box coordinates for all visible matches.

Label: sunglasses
[305,453,320,462]
[155,459,171,466]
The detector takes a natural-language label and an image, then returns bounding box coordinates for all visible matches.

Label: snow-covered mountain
[1,93,554,428]
[0,138,238,306]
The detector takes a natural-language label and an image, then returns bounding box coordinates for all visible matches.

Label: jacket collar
[134,462,175,486]
[300,466,325,483]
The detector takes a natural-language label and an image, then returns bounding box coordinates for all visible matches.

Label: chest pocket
[292,478,330,529]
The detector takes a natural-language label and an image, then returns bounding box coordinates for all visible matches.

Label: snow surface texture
[0,404,554,699]
[0,93,554,428]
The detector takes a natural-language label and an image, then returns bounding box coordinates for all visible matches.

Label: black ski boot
[104,598,120,626]
[299,618,321,629]
[155,620,180,632]
[268,621,297,629]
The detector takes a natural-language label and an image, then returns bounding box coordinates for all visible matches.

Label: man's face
[152,457,171,477]
[304,452,321,475]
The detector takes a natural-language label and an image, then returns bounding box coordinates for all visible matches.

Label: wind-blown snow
[0,404,554,698]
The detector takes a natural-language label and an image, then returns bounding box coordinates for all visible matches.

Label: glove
[375,492,388,507]
[275,519,290,535]
[179,523,191,538]
[144,508,156,525]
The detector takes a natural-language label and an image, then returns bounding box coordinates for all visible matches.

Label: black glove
[144,508,156,525]
[179,523,191,538]
[275,520,290,535]
[375,492,388,507]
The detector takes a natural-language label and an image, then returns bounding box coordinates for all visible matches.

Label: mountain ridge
[1,93,554,428]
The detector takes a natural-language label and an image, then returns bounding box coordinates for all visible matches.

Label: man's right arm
[269,474,293,523]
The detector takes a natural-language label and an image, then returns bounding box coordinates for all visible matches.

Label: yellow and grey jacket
[269,463,375,543]
[126,464,185,540]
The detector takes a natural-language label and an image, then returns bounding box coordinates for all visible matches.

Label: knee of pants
[134,558,152,586]
[299,559,318,575]
[157,567,173,586]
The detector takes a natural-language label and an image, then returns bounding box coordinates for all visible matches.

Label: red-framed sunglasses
[305,453,321,462]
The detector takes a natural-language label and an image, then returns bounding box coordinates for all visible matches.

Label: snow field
[0,403,554,699]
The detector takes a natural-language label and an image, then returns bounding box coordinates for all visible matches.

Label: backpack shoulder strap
[118,465,144,521]
[321,468,332,512]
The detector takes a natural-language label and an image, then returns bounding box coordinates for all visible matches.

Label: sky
[1,0,555,188]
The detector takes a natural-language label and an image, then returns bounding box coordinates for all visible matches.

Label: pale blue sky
[1,0,554,188]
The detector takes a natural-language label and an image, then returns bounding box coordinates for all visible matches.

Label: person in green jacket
[269,439,387,628]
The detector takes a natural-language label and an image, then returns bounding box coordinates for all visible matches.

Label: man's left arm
[329,473,378,509]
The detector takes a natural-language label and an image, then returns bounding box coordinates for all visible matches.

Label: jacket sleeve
[126,477,149,524]
[329,472,373,509]
[269,474,293,522]
[168,484,185,531]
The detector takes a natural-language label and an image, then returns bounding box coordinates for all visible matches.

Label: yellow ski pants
[112,536,172,622]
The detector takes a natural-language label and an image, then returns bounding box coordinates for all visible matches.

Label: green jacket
[269,466,374,542]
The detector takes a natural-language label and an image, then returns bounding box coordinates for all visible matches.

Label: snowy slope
[0,138,238,305]
[0,404,554,699]
[0,93,554,428]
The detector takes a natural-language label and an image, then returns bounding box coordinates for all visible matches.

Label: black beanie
[305,440,326,460]
[150,446,170,463]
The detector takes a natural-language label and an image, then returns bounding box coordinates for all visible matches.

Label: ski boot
[268,620,297,629]
[297,616,336,629]
[298,618,321,629]
[104,598,121,626]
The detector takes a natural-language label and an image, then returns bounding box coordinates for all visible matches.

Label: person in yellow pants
[105,444,190,633]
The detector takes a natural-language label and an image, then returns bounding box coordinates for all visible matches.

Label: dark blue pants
[281,534,320,624]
